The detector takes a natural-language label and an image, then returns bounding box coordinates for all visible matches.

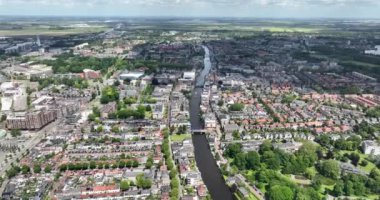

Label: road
[0,119,60,195]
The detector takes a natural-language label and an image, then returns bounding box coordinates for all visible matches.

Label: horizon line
[1,15,380,20]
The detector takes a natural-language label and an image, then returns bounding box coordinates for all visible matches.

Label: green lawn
[234,191,259,200]
[339,150,376,173]
[341,60,380,68]
[145,111,152,119]
[171,134,192,142]
[248,193,259,200]
[315,175,335,186]
[0,26,107,36]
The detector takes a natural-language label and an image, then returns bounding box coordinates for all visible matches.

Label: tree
[100,86,119,104]
[311,179,322,191]
[59,164,67,172]
[232,131,240,140]
[44,164,52,173]
[114,80,120,87]
[136,174,152,189]
[170,188,179,199]
[217,100,224,107]
[132,160,139,168]
[268,185,294,200]
[169,169,178,179]
[225,143,242,158]
[0,114,6,122]
[349,153,360,166]
[6,166,21,178]
[259,140,272,154]
[366,106,380,118]
[170,177,179,189]
[246,151,260,170]
[120,180,130,191]
[354,122,376,139]
[110,125,119,133]
[262,151,281,170]
[369,168,380,180]
[332,181,344,196]
[295,188,320,200]
[318,160,340,179]
[344,181,354,196]
[145,155,154,169]
[341,85,361,95]
[33,163,41,173]
[21,165,30,174]
[233,152,247,170]
[10,129,21,137]
[316,135,332,148]
[229,103,244,111]
[90,161,97,169]
[296,142,318,167]
[96,126,104,133]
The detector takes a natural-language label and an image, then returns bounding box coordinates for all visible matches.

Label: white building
[365,45,380,55]
[119,71,145,80]
[183,71,196,81]
[7,64,53,79]
[273,142,303,153]
[1,83,27,112]
[362,140,380,156]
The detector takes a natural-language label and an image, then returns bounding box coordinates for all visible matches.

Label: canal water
[190,46,233,200]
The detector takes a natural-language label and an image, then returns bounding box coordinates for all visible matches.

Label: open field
[171,134,192,142]
[0,26,107,36]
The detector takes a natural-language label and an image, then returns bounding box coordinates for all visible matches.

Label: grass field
[171,134,192,142]
[0,26,107,36]
[341,60,380,68]
[194,25,321,33]
[339,150,377,173]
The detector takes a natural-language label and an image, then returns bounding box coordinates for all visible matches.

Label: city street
[0,119,60,194]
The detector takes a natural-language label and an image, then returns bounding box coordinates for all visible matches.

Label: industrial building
[119,70,145,80]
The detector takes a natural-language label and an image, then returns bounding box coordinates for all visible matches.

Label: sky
[0,0,379,18]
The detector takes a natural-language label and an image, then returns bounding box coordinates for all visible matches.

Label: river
[190,46,233,200]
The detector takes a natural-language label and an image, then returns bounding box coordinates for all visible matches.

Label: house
[225,133,233,141]
[273,141,303,153]
[362,140,380,156]
[80,185,121,199]
[224,124,240,133]
[153,104,165,120]
[241,141,263,152]
[237,187,249,198]
[83,69,101,79]
[197,184,207,197]
[186,172,202,186]
[204,113,217,128]
[226,177,236,186]
[100,102,117,118]
[182,195,198,200]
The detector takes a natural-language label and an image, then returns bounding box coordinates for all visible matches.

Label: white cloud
[0,0,379,7]
[0,0,379,17]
